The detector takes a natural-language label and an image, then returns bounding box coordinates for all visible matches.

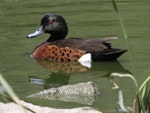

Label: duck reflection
[34,59,129,75]
[34,59,89,73]
[89,61,130,77]
[29,59,130,88]
[30,59,90,88]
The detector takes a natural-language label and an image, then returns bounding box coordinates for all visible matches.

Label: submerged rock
[27,82,100,105]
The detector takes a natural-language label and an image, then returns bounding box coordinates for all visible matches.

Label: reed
[111,0,134,74]
[0,73,35,113]
[111,0,150,112]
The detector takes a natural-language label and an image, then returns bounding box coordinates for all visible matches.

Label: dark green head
[27,14,68,42]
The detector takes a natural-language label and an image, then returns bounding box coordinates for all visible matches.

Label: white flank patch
[78,53,92,68]
[78,53,92,62]
[30,54,34,58]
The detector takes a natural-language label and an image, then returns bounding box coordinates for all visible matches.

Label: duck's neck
[47,32,67,42]
[47,34,64,42]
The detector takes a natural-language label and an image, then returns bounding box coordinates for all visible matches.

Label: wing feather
[50,37,117,52]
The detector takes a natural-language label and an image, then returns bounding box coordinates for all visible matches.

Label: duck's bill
[27,26,44,38]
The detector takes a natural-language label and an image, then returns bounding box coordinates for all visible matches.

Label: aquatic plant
[111,73,150,113]
[111,0,134,73]
[111,0,150,112]
[134,75,150,113]
[0,73,35,113]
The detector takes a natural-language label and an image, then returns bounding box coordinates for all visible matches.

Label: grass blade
[112,0,118,13]
[0,73,27,113]
[139,75,150,92]
[111,0,135,74]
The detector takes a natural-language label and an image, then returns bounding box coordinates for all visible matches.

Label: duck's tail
[91,48,127,61]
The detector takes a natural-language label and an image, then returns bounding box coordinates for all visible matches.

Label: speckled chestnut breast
[32,42,86,62]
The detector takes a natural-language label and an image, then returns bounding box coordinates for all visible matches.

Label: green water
[0,0,150,112]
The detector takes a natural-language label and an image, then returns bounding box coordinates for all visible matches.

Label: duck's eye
[49,20,54,25]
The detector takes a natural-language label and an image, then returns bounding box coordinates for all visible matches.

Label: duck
[27,13,127,63]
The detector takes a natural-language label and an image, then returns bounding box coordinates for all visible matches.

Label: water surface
[0,0,150,112]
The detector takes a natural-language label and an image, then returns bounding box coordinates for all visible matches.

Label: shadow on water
[29,59,131,89]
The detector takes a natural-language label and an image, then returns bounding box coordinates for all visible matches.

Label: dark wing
[50,37,117,52]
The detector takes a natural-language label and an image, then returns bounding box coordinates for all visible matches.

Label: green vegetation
[111,0,150,112]
[135,75,150,113]
[0,73,35,113]
[111,73,150,113]
[112,0,134,73]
